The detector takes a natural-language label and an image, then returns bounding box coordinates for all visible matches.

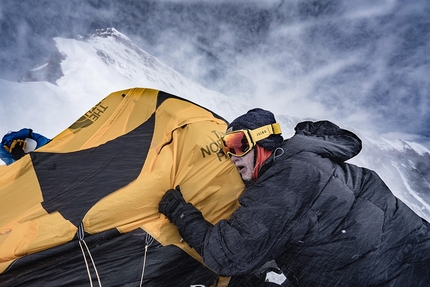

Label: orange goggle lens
[221,131,253,157]
[220,123,282,157]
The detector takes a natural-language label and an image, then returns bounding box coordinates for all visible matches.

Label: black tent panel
[156,91,227,122]
[0,228,217,286]
[31,115,155,226]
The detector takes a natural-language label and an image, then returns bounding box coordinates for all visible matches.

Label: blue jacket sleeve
[30,132,51,148]
[0,145,14,165]
[0,128,50,165]
[1,128,32,147]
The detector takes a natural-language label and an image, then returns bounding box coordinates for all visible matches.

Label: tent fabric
[1,229,219,287]
[0,88,245,286]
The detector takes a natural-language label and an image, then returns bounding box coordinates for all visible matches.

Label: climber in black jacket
[159,108,430,286]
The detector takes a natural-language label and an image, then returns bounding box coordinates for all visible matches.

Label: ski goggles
[221,123,282,157]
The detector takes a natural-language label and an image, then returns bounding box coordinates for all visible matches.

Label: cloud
[0,0,429,139]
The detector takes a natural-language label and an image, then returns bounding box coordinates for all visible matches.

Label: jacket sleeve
[0,145,14,165]
[1,128,32,147]
[199,160,322,276]
[30,132,51,148]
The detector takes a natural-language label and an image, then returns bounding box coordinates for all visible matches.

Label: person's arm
[13,128,33,140]
[158,187,212,254]
[30,132,51,148]
[159,171,302,276]
[0,145,15,165]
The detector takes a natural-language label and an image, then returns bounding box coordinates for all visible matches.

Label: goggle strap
[248,123,282,143]
[272,123,282,135]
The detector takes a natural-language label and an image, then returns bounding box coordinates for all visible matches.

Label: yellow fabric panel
[0,157,76,272]
[0,158,42,223]
[0,211,76,273]
[144,121,244,262]
[83,120,242,232]
[83,96,245,264]
[38,88,158,153]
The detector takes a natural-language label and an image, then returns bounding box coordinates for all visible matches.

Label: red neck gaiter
[252,145,273,181]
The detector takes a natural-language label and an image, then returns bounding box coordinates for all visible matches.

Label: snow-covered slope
[1,27,430,221]
[1,28,247,139]
[54,28,245,118]
[352,130,430,220]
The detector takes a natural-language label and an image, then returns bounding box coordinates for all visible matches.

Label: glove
[158,186,187,223]
[10,140,26,160]
[159,186,212,254]
[159,186,203,227]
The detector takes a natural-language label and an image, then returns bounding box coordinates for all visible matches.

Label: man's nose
[230,155,240,163]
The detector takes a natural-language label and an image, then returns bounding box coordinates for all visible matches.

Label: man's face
[230,149,255,182]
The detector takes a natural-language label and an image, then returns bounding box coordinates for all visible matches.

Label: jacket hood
[285,120,362,163]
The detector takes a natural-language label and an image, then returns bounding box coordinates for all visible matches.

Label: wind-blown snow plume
[1,27,430,221]
[1,0,429,142]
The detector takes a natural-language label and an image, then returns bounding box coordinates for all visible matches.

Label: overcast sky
[0,0,429,145]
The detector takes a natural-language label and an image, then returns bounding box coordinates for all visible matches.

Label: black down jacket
[190,120,430,286]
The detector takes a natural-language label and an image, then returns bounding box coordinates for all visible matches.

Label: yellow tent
[0,88,244,286]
